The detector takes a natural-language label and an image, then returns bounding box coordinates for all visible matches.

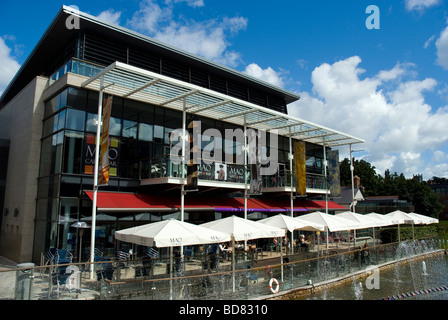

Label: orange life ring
[269,277,279,294]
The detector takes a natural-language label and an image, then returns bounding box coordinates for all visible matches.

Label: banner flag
[98,96,112,185]
[248,129,262,195]
[186,118,199,189]
[328,150,341,197]
[294,141,306,195]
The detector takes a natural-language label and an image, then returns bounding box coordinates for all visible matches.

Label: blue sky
[1,0,448,180]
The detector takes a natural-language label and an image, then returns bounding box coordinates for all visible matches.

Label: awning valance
[84,191,346,213]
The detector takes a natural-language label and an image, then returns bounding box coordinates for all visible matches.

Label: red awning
[84,191,346,213]
[301,200,348,211]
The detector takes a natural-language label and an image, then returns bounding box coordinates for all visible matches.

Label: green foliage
[339,158,443,218]
[436,221,448,249]
[379,225,439,243]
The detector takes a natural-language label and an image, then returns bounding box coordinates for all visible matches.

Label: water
[299,250,448,300]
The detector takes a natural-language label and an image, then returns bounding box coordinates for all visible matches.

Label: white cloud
[244,63,284,87]
[405,0,441,11]
[0,37,21,96]
[436,26,448,70]
[127,0,247,67]
[97,9,122,25]
[288,56,448,178]
[424,35,435,49]
[167,0,204,7]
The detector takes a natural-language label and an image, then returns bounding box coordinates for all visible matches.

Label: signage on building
[84,135,119,177]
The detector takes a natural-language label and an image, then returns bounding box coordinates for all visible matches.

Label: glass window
[123,119,138,139]
[86,113,121,136]
[139,123,153,141]
[86,112,97,132]
[63,131,84,174]
[56,89,68,111]
[66,109,86,131]
[154,125,164,141]
[164,128,174,145]
[110,117,122,136]
[39,132,64,177]
[67,87,87,110]
[56,110,66,132]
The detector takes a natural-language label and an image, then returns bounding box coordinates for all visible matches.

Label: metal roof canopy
[82,61,364,147]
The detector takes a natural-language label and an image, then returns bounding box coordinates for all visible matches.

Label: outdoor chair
[146,247,159,259]
[44,248,57,265]
[56,249,73,264]
[116,251,131,278]
[87,247,104,262]
[96,261,114,281]
[135,257,152,278]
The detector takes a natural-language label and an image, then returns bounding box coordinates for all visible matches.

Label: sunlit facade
[0,6,363,263]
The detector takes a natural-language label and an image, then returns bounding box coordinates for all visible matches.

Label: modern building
[0,6,363,263]
[427,178,448,221]
[355,195,414,214]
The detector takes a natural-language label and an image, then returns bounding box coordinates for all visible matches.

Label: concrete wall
[0,76,48,263]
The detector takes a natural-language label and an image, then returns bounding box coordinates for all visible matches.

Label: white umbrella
[407,212,439,225]
[336,211,384,247]
[297,211,361,232]
[115,219,230,299]
[200,216,284,290]
[335,211,380,228]
[386,210,416,224]
[258,214,325,232]
[365,212,397,227]
[115,218,230,247]
[200,215,285,241]
[258,214,325,257]
[386,210,418,241]
[297,211,362,251]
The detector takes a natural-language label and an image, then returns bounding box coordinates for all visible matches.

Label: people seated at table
[299,234,310,251]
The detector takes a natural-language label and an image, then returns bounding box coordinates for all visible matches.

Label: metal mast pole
[90,75,104,279]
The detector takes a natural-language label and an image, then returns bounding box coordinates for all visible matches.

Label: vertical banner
[247,129,262,195]
[98,96,112,185]
[328,150,341,197]
[186,119,199,189]
[294,141,306,195]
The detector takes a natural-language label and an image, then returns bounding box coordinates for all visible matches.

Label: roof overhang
[1,5,299,109]
[81,61,364,147]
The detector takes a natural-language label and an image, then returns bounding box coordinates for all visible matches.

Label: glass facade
[35,85,329,259]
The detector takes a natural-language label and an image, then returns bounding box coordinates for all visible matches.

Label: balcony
[139,156,328,194]
[49,58,104,85]
[139,156,249,190]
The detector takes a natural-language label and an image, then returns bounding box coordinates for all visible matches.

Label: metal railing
[140,156,328,191]
[1,236,442,300]
[49,58,104,85]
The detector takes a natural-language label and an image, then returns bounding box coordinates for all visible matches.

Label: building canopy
[81,61,364,148]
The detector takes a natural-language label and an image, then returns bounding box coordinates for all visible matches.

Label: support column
[350,144,355,212]
[289,127,294,254]
[181,97,187,222]
[90,75,104,279]
[323,137,329,250]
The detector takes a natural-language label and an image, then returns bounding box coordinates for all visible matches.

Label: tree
[339,158,443,218]
[339,158,381,196]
